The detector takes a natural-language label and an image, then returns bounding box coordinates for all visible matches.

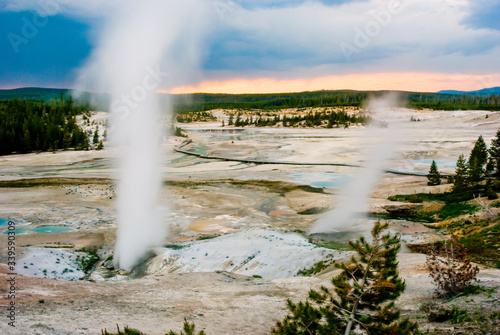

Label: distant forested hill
[0,87,109,110]
[438,87,500,96]
[174,90,500,112]
[1,87,499,113]
[0,87,71,101]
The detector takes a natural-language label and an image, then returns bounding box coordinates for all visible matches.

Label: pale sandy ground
[0,108,500,334]
[1,254,498,335]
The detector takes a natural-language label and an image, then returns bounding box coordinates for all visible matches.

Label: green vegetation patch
[386,201,478,223]
[421,304,500,334]
[387,188,482,222]
[411,221,500,268]
[309,239,351,251]
[460,221,500,268]
[102,326,147,335]
[76,248,100,274]
[388,188,483,204]
[297,259,334,277]
[163,244,187,250]
[428,202,478,221]
[102,319,206,335]
[176,110,217,123]
[445,219,489,233]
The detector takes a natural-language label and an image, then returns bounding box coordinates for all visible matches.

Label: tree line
[172,90,500,112]
[0,97,92,155]
[427,128,500,198]
[224,110,371,128]
[3,87,499,113]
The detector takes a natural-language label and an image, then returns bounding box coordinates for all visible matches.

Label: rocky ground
[1,108,500,334]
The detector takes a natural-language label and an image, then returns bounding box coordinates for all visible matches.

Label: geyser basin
[143,229,353,279]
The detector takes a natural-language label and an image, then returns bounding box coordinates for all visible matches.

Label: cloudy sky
[1,0,500,93]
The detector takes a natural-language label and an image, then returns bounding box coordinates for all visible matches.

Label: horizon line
[0,85,474,96]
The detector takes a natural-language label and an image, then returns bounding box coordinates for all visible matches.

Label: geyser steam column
[310,93,408,235]
[76,1,213,270]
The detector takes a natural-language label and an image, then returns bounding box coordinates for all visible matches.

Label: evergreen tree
[22,124,31,153]
[489,129,500,177]
[273,222,419,335]
[62,130,72,148]
[452,154,469,193]
[96,140,104,151]
[93,126,100,144]
[81,132,90,150]
[468,135,488,184]
[427,160,441,186]
[228,115,234,126]
[0,98,90,155]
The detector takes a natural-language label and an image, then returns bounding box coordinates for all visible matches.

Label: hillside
[438,87,500,96]
[1,87,500,112]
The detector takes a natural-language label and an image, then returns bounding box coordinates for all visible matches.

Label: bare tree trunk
[344,257,374,335]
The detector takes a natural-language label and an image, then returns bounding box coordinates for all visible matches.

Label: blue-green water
[289,172,351,188]
[3,226,73,235]
[0,218,12,226]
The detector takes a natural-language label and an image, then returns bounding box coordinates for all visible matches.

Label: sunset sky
[1,0,500,93]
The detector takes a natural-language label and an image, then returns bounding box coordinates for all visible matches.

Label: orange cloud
[168,73,500,94]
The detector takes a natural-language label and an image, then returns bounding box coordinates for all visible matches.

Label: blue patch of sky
[0,11,92,87]
[461,0,500,31]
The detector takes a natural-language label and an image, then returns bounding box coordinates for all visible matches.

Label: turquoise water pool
[289,172,351,188]
[0,218,12,226]
[2,225,73,234]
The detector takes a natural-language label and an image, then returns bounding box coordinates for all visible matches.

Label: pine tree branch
[344,245,378,335]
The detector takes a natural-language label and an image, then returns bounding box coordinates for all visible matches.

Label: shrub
[426,235,479,298]
[297,259,334,277]
[102,325,146,335]
[425,306,470,324]
[167,319,206,335]
[102,320,206,335]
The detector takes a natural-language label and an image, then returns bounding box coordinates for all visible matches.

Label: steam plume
[75,1,214,270]
[310,93,407,234]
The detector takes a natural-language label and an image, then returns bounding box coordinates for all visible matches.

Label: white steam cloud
[74,0,215,270]
[310,93,408,235]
